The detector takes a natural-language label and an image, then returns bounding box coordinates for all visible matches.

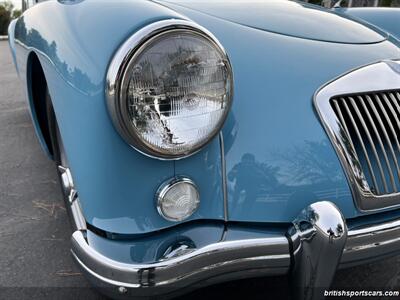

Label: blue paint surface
[86,222,224,264]
[164,2,400,223]
[341,8,400,42]
[159,0,387,43]
[8,0,400,236]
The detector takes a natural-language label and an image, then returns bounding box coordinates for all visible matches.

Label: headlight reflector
[107,20,233,159]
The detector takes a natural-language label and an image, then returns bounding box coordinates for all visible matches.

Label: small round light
[157,177,200,222]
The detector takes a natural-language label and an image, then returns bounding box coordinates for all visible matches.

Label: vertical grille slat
[366,95,397,192]
[349,97,386,194]
[332,100,358,153]
[358,95,390,193]
[389,93,400,116]
[382,94,400,139]
[376,94,400,183]
[340,98,381,193]
[330,90,400,196]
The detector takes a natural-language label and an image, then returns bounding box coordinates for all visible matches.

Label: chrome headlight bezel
[106,19,233,160]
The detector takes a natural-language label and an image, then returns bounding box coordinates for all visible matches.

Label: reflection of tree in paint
[15,16,97,94]
[228,153,280,214]
[277,140,344,185]
[227,139,352,217]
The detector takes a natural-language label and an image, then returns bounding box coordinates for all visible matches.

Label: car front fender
[12,0,225,234]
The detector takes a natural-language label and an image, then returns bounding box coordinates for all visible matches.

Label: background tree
[12,9,21,19]
[0,1,14,35]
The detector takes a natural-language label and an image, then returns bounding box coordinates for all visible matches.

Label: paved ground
[1,40,400,299]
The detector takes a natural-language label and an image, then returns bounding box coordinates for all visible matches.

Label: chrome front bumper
[70,201,400,300]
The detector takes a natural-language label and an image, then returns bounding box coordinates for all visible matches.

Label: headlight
[106,20,233,159]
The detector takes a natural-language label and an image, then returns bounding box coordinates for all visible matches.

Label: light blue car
[8,0,400,299]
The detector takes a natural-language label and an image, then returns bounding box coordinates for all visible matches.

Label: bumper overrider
[70,201,400,299]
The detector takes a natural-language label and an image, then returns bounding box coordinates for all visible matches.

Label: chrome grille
[314,60,400,211]
[331,92,400,196]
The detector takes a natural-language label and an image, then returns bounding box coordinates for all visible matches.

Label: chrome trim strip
[71,198,86,231]
[314,60,400,211]
[219,131,229,222]
[106,19,234,160]
[71,230,290,296]
[348,218,400,236]
[70,199,400,298]
[341,217,400,268]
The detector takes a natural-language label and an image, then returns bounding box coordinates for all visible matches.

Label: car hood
[162,1,400,223]
[157,0,387,44]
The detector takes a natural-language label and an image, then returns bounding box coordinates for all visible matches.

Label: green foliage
[0,1,14,35]
[0,0,13,12]
[12,9,21,19]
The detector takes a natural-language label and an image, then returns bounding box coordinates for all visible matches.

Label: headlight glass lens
[122,29,233,158]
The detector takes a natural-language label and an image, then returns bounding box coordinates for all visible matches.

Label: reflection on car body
[8,0,400,299]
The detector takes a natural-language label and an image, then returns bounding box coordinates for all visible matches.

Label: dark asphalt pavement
[1,40,400,299]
